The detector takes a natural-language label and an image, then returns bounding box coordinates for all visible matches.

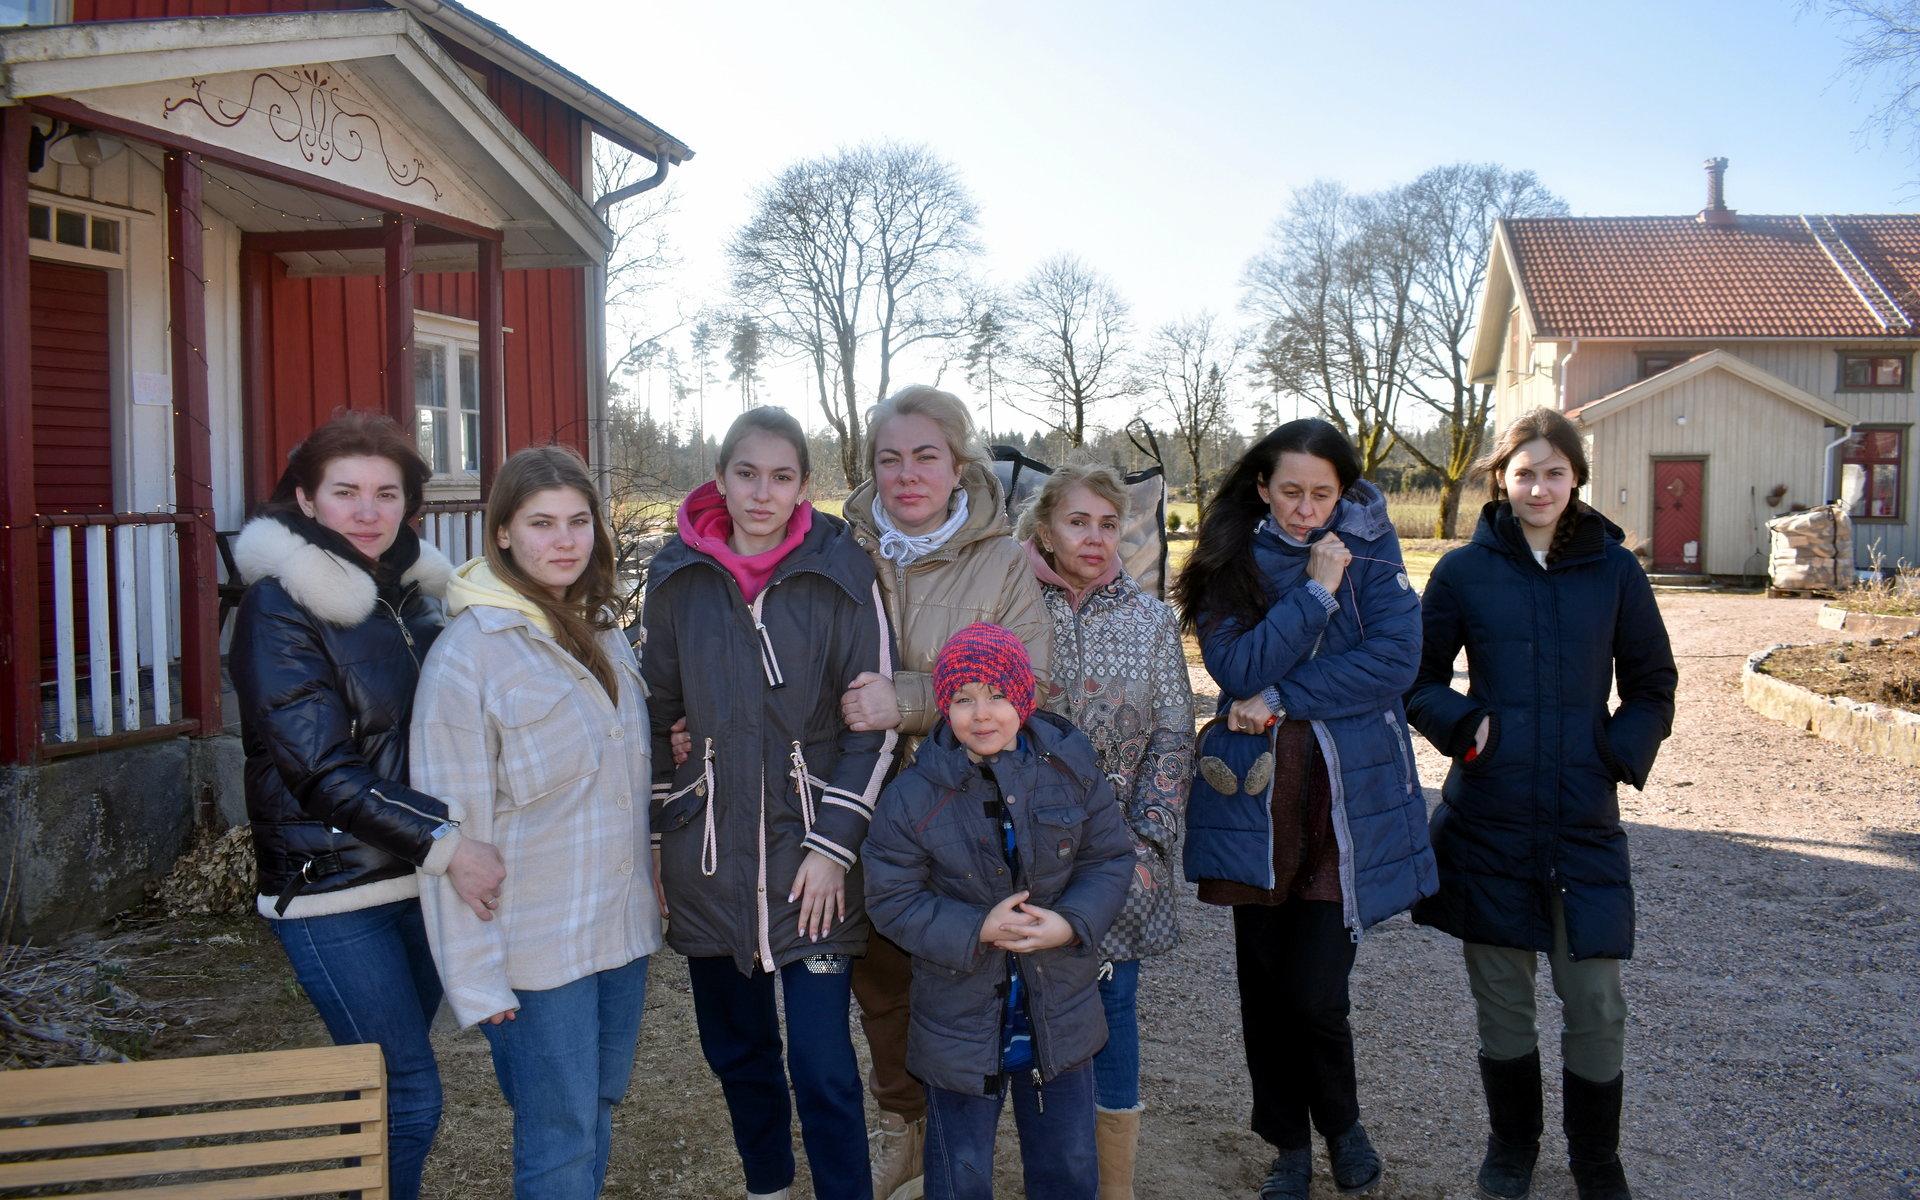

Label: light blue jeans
[480,956,651,1199]
[269,899,442,1200]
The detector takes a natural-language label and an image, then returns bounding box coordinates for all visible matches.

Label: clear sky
[464,0,1916,434]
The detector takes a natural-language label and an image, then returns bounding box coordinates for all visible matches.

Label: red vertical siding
[74,0,597,473]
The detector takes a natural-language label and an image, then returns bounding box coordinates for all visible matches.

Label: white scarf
[874,489,970,565]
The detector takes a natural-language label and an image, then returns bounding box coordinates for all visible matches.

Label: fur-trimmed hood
[234,514,453,627]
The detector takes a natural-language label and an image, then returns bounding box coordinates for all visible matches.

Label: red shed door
[1651,458,1705,574]
[31,260,115,671]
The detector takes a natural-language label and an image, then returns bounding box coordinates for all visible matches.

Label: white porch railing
[39,513,190,746]
[420,501,485,568]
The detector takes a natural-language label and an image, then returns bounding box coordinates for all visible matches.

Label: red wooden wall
[75,0,595,493]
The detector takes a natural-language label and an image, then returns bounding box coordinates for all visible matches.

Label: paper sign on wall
[133,373,171,407]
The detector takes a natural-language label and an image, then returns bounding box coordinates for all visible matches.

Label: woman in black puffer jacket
[230,411,504,1200]
[1406,407,1676,1200]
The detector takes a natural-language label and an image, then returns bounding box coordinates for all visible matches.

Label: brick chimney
[1699,157,1736,227]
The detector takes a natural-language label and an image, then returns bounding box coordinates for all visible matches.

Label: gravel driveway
[111,593,1918,1198]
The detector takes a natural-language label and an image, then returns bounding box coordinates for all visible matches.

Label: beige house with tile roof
[1468,160,1919,577]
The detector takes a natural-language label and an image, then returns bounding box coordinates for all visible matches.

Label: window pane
[54,209,86,247]
[89,216,118,254]
[458,351,479,413]
[416,408,448,474]
[1867,430,1903,461]
[414,344,447,411]
[462,412,479,474]
[1869,464,1900,517]
[1875,357,1905,387]
[1843,357,1872,387]
[27,203,49,241]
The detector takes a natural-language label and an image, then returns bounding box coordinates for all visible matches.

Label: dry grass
[1834,565,1920,617]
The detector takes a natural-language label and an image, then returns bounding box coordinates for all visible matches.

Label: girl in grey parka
[641,407,897,1200]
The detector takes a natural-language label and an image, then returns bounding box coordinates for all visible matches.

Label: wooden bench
[0,1043,388,1199]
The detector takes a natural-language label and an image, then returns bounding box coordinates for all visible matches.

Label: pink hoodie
[676,480,813,603]
[1021,536,1121,611]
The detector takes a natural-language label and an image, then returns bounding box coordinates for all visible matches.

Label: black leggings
[1232,900,1359,1150]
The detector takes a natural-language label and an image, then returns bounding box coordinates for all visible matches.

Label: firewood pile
[152,825,256,918]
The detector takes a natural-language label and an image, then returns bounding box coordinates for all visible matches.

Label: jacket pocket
[1460,710,1499,772]
[1384,711,1416,794]
[1592,713,1630,785]
[1028,804,1086,896]
[495,677,600,806]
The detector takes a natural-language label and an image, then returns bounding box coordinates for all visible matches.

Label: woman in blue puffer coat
[1406,407,1675,1200]
[1173,419,1437,1200]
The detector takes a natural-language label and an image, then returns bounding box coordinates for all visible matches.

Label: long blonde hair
[484,446,620,700]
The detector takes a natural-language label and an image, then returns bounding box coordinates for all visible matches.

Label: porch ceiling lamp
[1675,414,1688,426]
[31,121,125,169]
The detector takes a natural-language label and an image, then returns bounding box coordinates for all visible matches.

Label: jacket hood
[845,462,1010,564]
[234,514,451,627]
[1022,537,1124,610]
[911,709,1101,792]
[444,557,555,634]
[673,481,815,603]
[650,505,871,602]
[1469,499,1623,567]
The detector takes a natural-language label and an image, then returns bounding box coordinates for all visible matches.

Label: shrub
[1167,511,1183,533]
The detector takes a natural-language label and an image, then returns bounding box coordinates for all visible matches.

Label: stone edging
[1743,638,1920,769]
[1816,604,1920,637]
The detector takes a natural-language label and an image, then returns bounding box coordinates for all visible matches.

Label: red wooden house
[0,0,689,932]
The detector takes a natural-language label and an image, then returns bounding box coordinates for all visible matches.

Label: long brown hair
[268,409,431,522]
[485,446,620,700]
[1475,406,1591,566]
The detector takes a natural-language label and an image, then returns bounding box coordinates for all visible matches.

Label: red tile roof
[1503,215,1920,339]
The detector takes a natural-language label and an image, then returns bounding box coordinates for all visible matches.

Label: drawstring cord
[789,742,818,833]
[661,737,718,876]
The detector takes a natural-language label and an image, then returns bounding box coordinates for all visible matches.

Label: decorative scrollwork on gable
[164,67,443,202]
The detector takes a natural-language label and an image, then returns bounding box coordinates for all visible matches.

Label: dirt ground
[1762,635,1920,709]
[89,593,1920,1198]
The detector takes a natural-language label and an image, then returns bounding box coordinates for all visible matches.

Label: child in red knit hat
[863,623,1134,1200]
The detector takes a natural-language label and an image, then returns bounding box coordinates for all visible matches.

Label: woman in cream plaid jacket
[413,446,663,1200]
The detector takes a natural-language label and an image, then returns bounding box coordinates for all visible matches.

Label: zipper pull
[1031,1068,1045,1113]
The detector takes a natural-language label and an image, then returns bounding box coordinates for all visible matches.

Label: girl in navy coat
[1173,419,1437,1200]
[1406,407,1676,1200]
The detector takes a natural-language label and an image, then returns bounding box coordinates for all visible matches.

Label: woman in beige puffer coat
[836,384,1050,1200]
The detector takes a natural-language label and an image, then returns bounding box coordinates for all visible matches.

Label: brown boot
[871,1111,926,1200]
[1096,1106,1141,1199]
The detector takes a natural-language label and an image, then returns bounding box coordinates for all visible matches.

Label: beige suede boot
[870,1111,926,1200]
[1096,1105,1142,1199]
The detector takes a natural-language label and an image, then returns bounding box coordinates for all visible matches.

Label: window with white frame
[0,0,71,26]
[413,315,481,477]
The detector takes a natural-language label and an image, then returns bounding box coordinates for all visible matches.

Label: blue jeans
[480,956,651,1200]
[687,954,871,1200]
[1093,959,1142,1111]
[268,899,443,1200]
[924,1064,1097,1200]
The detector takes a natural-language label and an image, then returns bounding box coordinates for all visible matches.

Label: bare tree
[1815,1,1920,181]
[1148,312,1245,518]
[728,143,981,486]
[596,141,681,393]
[1002,254,1137,446]
[1391,164,1566,537]
[1245,181,1420,478]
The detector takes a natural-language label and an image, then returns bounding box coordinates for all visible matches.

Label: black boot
[1477,1051,1542,1199]
[1563,1069,1632,1200]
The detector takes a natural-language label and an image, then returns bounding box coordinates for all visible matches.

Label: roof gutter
[593,149,669,219]
[1557,338,1580,410]
[1822,426,1855,507]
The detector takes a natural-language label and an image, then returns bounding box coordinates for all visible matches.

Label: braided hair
[1473,406,1591,565]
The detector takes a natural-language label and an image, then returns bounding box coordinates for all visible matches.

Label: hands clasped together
[978,889,1075,954]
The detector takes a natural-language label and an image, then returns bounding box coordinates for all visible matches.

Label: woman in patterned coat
[1016,463,1194,1200]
